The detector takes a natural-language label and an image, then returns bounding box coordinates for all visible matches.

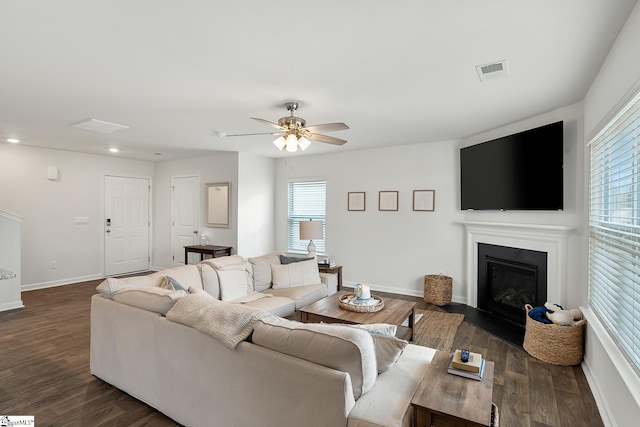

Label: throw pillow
[96,273,164,298]
[279,255,314,265]
[248,252,281,292]
[270,259,321,289]
[218,270,251,301]
[165,275,188,292]
[335,323,406,373]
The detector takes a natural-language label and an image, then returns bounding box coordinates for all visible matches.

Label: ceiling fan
[215,102,349,152]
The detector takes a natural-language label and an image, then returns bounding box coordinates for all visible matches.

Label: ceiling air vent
[475,60,509,82]
[69,118,129,134]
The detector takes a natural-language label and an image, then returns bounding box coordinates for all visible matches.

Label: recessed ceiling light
[109,148,119,153]
[7,138,19,143]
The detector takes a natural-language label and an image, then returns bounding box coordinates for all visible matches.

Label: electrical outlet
[50,261,57,269]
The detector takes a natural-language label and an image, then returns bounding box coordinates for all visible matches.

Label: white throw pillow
[248,252,281,292]
[218,270,251,301]
[270,259,321,289]
[96,273,164,298]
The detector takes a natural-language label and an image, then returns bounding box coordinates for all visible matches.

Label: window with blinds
[589,88,640,371]
[287,180,326,254]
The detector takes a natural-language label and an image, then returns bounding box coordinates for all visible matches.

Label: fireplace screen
[478,244,547,326]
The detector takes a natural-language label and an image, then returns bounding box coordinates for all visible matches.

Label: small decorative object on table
[447,350,486,381]
[338,291,384,313]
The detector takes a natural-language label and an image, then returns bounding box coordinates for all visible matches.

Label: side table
[318,264,343,291]
[412,350,495,426]
[184,245,232,264]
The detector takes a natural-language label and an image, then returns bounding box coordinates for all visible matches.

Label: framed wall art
[348,192,366,211]
[413,190,435,211]
[379,191,399,211]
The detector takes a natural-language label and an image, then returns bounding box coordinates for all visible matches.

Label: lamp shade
[299,220,323,240]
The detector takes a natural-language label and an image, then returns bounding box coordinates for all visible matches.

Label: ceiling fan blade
[213,130,283,138]
[304,122,350,133]
[250,117,286,130]
[307,133,348,146]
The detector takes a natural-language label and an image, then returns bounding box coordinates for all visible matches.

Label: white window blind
[287,180,326,254]
[589,88,640,371]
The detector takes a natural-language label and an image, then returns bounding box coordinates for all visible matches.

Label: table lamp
[299,219,323,258]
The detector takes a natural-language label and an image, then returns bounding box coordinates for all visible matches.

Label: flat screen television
[460,121,563,210]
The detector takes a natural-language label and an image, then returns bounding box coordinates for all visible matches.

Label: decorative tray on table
[338,293,384,313]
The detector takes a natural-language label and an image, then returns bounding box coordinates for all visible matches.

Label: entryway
[104,175,150,276]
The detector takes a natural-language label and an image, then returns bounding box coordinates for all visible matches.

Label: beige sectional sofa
[90,254,437,427]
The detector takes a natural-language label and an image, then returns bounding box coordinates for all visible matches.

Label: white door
[105,176,150,276]
[171,175,200,266]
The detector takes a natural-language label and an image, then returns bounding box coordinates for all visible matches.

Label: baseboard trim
[0,300,24,312]
[21,274,104,292]
[342,280,467,304]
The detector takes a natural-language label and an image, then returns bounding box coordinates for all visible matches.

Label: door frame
[102,174,153,277]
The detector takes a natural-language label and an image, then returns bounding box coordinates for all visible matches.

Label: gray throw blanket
[166,293,270,348]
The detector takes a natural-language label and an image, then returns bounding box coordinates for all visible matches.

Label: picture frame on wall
[379,191,399,211]
[413,190,435,211]
[348,192,366,211]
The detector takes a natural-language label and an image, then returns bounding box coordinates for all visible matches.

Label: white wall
[237,152,275,258]
[274,104,583,302]
[275,140,467,298]
[0,143,154,289]
[152,152,239,269]
[581,2,640,426]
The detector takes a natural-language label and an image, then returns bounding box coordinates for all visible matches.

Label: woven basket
[523,304,586,366]
[423,275,452,306]
[338,294,384,313]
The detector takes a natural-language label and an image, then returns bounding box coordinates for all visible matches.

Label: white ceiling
[0,1,637,161]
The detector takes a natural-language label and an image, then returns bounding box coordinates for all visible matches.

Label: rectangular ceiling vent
[475,60,509,82]
[69,118,129,134]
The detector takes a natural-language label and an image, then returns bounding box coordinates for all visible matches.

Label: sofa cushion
[199,264,220,299]
[270,259,321,289]
[263,284,328,309]
[248,252,281,292]
[243,296,296,317]
[252,317,377,400]
[96,273,165,298]
[112,286,188,315]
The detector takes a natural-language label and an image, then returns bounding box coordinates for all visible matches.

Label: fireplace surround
[462,221,574,311]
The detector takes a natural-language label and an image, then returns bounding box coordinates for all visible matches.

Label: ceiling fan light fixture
[273,136,286,150]
[285,134,298,152]
[298,136,311,151]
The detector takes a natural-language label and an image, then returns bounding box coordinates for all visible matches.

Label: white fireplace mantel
[461,221,575,308]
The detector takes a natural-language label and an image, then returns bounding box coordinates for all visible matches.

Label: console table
[318,264,343,290]
[412,350,495,426]
[184,245,232,264]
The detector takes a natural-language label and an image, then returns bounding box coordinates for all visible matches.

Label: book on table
[447,352,486,381]
[451,349,483,373]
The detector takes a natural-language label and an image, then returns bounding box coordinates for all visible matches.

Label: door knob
[106,229,111,234]
[193,230,198,234]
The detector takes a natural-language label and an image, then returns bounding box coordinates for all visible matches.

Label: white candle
[359,284,371,300]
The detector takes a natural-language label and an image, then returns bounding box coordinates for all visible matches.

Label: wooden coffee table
[412,350,495,426]
[299,290,416,341]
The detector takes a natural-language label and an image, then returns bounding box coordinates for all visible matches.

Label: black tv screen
[460,121,563,210]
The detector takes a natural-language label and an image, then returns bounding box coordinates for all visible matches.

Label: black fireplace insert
[477,243,547,326]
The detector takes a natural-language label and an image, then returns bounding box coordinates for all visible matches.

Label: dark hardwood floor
[0,281,603,426]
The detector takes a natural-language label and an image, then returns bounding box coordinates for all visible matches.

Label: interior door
[172,175,200,266]
[105,176,150,276]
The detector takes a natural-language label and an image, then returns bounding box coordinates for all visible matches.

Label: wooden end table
[412,350,495,426]
[317,264,343,290]
[299,290,416,341]
[184,245,232,264]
